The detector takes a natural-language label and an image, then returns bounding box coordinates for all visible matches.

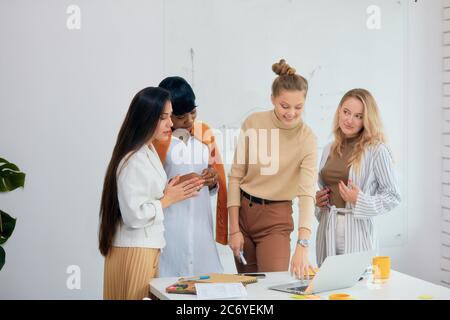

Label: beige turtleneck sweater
[227,110,318,231]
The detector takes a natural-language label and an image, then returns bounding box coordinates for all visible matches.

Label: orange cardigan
[153,122,228,245]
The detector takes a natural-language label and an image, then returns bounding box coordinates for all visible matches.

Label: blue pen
[239,251,247,265]
[181,275,210,281]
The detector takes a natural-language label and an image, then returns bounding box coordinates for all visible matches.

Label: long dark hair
[99,87,170,256]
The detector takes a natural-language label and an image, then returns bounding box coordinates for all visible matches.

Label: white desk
[150,270,450,300]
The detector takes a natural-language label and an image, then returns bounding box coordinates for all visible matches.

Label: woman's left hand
[290,245,313,280]
[201,167,218,189]
[338,179,360,205]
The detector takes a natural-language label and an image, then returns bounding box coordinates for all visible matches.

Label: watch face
[298,239,309,247]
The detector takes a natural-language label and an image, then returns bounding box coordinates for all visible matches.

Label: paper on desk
[195,282,248,300]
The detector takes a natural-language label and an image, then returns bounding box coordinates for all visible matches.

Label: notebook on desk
[166,273,258,295]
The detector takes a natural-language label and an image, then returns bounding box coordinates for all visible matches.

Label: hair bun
[272,59,296,76]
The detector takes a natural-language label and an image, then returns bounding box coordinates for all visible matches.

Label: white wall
[0,0,445,299]
[382,0,443,286]
[441,0,450,287]
[0,0,165,299]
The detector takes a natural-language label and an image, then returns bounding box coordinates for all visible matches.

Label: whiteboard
[163,0,408,253]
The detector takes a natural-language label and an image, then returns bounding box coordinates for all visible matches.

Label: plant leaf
[0,158,25,192]
[0,210,16,245]
[0,246,5,271]
[0,163,19,172]
[1,172,26,192]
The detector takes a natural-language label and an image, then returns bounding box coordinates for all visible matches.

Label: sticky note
[418,295,433,300]
[292,294,321,300]
[329,293,352,300]
[304,294,321,300]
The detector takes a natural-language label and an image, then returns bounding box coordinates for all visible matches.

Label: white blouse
[159,136,223,277]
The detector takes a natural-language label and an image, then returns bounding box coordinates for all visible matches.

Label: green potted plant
[0,158,25,270]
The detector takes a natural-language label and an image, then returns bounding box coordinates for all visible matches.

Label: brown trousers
[235,196,294,273]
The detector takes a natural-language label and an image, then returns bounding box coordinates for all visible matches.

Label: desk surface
[150,270,450,300]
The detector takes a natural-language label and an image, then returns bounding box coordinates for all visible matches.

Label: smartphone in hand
[174,172,201,185]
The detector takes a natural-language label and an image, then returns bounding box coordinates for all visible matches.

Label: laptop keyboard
[287,285,308,293]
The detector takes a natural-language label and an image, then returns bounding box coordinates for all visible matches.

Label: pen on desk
[179,275,210,281]
[239,251,247,265]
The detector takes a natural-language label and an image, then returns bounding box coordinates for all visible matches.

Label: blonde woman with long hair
[315,88,400,266]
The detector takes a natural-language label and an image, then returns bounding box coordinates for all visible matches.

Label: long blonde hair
[330,88,385,172]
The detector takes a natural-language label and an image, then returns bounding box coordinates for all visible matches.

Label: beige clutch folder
[194,273,258,285]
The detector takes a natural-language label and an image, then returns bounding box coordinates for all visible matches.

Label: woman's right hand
[229,231,244,258]
[160,175,204,208]
[315,187,330,208]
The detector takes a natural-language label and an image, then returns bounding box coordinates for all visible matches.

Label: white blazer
[113,143,167,249]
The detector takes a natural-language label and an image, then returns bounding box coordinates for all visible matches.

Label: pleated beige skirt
[103,246,160,300]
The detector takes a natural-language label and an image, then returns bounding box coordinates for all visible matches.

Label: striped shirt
[315,142,401,266]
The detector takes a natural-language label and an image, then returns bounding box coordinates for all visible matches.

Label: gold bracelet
[228,231,242,236]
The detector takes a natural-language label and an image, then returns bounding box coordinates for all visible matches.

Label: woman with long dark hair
[99,87,203,300]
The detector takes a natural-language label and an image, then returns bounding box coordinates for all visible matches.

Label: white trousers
[335,214,345,255]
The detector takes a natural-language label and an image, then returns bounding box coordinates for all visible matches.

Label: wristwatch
[297,239,309,248]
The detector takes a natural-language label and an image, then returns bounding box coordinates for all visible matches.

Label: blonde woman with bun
[227,59,318,279]
[315,88,401,266]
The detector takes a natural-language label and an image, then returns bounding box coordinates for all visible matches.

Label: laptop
[268,251,374,295]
